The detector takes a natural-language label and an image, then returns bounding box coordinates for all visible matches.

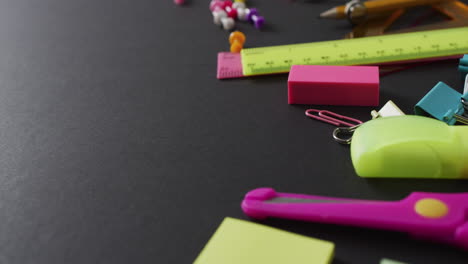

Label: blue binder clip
[414,82,468,125]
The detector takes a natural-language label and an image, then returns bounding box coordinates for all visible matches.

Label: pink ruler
[216,52,461,79]
[217,52,244,79]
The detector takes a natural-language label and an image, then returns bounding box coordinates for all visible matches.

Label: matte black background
[0,0,467,263]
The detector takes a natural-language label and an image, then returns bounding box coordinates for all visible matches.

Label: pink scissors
[241,188,468,250]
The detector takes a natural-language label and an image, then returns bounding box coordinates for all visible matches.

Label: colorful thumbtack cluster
[210,0,265,31]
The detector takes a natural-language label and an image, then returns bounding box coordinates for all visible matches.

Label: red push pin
[223,0,238,19]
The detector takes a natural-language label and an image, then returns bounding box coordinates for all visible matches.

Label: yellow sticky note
[194,217,335,264]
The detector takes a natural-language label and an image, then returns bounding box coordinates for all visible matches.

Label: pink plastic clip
[305,109,363,127]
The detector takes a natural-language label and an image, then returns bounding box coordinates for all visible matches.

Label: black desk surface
[0,0,467,263]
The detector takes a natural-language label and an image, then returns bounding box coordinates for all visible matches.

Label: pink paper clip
[242,187,468,250]
[305,109,363,127]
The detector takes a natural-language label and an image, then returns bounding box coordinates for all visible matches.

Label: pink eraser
[288,65,379,106]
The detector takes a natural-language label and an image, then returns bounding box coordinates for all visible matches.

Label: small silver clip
[454,115,468,124]
[333,125,360,145]
[333,101,405,144]
[455,97,468,124]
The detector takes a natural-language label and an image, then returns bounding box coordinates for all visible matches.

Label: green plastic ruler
[241,27,468,76]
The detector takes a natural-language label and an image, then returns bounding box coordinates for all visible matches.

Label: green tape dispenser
[336,115,468,178]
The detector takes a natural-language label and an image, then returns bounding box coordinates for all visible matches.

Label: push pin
[209,0,223,11]
[229,31,245,53]
[237,7,249,21]
[221,17,236,31]
[222,0,232,8]
[247,8,264,29]
[233,1,246,19]
[232,1,246,9]
[224,6,238,19]
[212,9,228,26]
[414,81,468,125]
[223,0,238,19]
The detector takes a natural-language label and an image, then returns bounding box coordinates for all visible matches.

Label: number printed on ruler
[241,27,468,76]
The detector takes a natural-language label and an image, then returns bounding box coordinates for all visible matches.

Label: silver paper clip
[333,101,405,145]
[333,125,359,144]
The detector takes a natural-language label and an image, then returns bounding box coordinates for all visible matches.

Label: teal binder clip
[460,55,468,81]
[461,54,468,66]
[460,65,468,75]
[414,82,468,125]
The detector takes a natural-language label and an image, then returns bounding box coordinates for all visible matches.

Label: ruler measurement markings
[242,27,468,75]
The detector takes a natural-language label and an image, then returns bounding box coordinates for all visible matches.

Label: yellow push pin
[229,31,246,53]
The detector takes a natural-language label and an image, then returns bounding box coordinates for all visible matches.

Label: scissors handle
[241,188,468,249]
